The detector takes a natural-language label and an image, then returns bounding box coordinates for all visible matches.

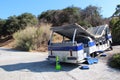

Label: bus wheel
[109,46,113,50]
[109,41,113,50]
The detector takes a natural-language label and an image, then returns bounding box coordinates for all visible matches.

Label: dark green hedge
[109,53,120,69]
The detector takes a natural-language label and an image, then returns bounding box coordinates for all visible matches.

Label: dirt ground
[0,46,120,80]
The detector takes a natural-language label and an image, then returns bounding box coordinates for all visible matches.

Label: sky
[0,0,120,19]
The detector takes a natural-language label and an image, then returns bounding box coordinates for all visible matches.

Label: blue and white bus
[48,23,112,63]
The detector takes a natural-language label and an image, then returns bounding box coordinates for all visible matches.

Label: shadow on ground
[0,47,26,52]
[0,60,79,72]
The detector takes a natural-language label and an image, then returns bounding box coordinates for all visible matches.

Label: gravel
[0,46,120,80]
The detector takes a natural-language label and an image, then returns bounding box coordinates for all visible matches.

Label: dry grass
[13,24,51,51]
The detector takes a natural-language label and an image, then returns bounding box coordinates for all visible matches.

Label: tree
[81,5,103,26]
[38,6,82,26]
[109,17,119,28]
[113,4,120,18]
[18,13,38,29]
[0,13,38,36]
[0,19,6,37]
[63,6,81,24]
[38,5,103,27]
[4,16,19,35]
[110,4,120,44]
[111,20,120,44]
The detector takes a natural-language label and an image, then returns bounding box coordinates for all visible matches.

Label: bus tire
[109,41,113,50]
[109,46,113,50]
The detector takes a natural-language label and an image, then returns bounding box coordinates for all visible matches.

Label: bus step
[100,53,107,57]
[80,65,89,70]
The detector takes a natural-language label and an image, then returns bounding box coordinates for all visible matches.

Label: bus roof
[51,23,109,39]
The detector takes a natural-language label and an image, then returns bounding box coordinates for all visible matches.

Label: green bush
[111,20,120,44]
[13,24,50,51]
[38,5,103,26]
[109,53,120,69]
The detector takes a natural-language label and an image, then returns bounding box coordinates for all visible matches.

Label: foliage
[0,19,6,37]
[0,13,38,37]
[109,53,120,69]
[110,5,120,44]
[38,5,103,27]
[81,5,103,26]
[17,13,38,29]
[1,6,104,37]
[109,17,119,28]
[113,4,120,17]
[62,6,81,24]
[4,16,19,35]
[111,20,120,44]
[13,24,51,51]
[39,6,82,26]
[13,27,36,51]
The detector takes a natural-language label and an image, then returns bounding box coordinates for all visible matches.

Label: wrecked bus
[48,23,112,63]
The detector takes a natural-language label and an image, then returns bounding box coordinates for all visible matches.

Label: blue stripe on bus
[48,44,83,51]
[88,41,95,47]
[107,35,112,39]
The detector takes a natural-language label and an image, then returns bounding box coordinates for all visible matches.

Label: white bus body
[48,24,112,63]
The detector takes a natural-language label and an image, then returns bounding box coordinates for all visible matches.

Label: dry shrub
[52,33,63,43]
[13,24,51,51]
[33,24,51,51]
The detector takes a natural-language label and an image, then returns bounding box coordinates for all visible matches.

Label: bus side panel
[85,41,96,54]
[107,33,112,43]
[48,43,84,63]
[77,50,86,61]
